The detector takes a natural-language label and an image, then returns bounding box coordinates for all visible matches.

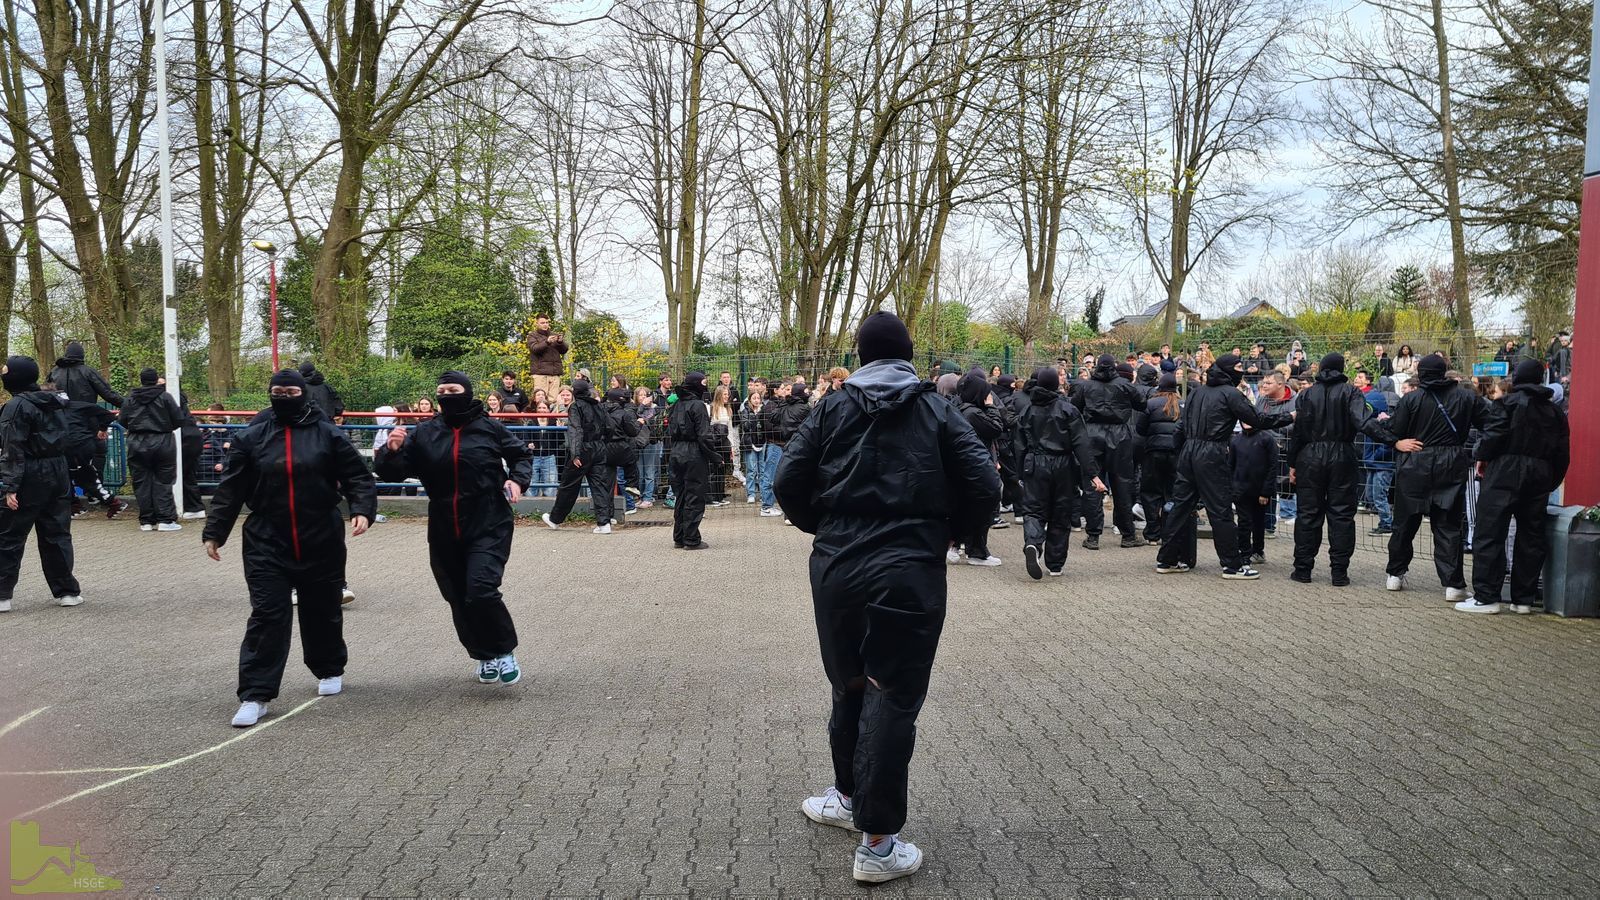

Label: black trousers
[1234,492,1267,558]
[1139,450,1176,541]
[1386,487,1467,589]
[1022,457,1077,572]
[1158,442,1246,570]
[1292,455,1360,577]
[962,499,998,560]
[238,546,347,702]
[428,519,519,660]
[66,439,112,504]
[127,435,177,525]
[1083,433,1135,538]
[549,459,616,526]
[812,545,944,836]
[0,492,79,601]
[1471,484,1548,605]
[670,451,708,547]
[181,432,204,513]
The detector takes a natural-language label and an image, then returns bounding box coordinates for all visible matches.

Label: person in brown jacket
[525,314,568,400]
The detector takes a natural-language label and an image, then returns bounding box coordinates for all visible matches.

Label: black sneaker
[1331,572,1351,587]
[1155,562,1191,574]
[1120,536,1148,548]
[1249,552,1265,565]
[1289,570,1312,584]
[1369,525,1393,535]
[1222,566,1261,580]
[1024,544,1043,581]
[1081,536,1100,551]
[991,517,1010,530]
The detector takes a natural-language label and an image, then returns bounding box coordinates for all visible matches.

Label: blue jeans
[742,450,763,501]
[639,442,662,501]
[760,445,783,509]
[531,455,557,498]
[1277,495,1297,521]
[1366,466,1393,529]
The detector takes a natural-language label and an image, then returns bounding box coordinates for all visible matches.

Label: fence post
[737,354,747,391]
[1003,344,1012,374]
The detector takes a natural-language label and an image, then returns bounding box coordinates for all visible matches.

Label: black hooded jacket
[301,368,344,420]
[1475,384,1570,495]
[1016,385,1099,488]
[1071,362,1142,430]
[48,355,123,407]
[0,390,71,504]
[773,358,999,546]
[375,400,533,542]
[1286,368,1395,466]
[667,390,719,464]
[1388,372,1490,497]
[1138,392,1184,453]
[1181,365,1290,445]
[563,381,608,463]
[203,403,377,562]
[761,394,810,445]
[119,385,183,436]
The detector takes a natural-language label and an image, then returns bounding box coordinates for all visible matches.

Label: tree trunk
[0,223,14,361]
[671,0,708,367]
[1,8,54,363]
[1431,0,1475,362]
[313,139,370,364]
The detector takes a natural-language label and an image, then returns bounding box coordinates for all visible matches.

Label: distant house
[1226,297,1286,320]
[1108,300,1202,333]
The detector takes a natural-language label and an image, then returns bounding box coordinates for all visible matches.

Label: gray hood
[842,359,929,416]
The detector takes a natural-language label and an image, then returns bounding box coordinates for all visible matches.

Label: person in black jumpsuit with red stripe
[376,371,533,685]
[203,369,377,727]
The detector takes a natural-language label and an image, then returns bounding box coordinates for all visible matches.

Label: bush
[1192,315,1297,355]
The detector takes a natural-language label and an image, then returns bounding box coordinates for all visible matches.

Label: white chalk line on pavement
[0,706,50,741]
[13,697,323,818]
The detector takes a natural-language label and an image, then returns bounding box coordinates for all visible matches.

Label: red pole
[1564,5,1600,506]
[269,253,279,371]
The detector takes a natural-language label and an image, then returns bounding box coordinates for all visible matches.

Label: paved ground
[4,510,1600,897]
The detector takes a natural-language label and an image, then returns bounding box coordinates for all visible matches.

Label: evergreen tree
[1386,265,1425,308]
[531,245,557,319]
[389,224,520,360]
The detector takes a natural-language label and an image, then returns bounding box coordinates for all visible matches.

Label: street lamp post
[252,240,278,369]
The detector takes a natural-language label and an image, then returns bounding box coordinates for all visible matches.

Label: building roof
[1109,300,1200,328]
[1225,297,1282,319]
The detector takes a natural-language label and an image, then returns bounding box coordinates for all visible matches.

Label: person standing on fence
[1285,353,1397,586]
[776,312,999,884]
[1457,359,1570,614]
[378,371,532,685]
[541,377,618,535]
[667,372,716,549]
[0,356,83,613]
[1383,354,1487,601]
[202,368,377,728]
[1155,354,1293,580]
[1072,354,1144,550]
[119,368,184,533]
[525,315,568,402]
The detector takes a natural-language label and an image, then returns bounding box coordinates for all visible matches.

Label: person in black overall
[0,356,82,612]
[48,340,126,518]
[1017,367,1104,579]
[1072,354,1144,549]
[377,371,533,685]
[954,370,1004,566]
[603,387,643,514]
[667,372,717,549]
[1456,358,1570,614]
[775,312,999,884]
[203,369,377,727]
[541,378,618,534]
[1383,354,1488,601]
[62,398,118,517]
[1155,354,1293,580]
[1286,353,1396,585]
[119,368,184,531]
[1137,374,1183,543]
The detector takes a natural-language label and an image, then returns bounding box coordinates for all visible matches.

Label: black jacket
[0,391,71,505]
[632,401,665,446]
[1181,368,1291,445]
[48,356,122,407]
[761,395,810,445]
[667,395,719,464]
[1016,385,1099,489]
[773,358,999,546]
[1230,429,1279,498]
[601,395,640,464]
[1389,374,1490,500]
[493,386,530,412]
[563,387,608,464]
[1475,384,1570,495]
[737,401,769,451]
[375,401,532,542]
[202,404,377,562]
[1071,366,1142,433]
[63,400,117,448]
[119,385,183,436]
[304,370,344,420]
[1286,369,1394,466]
[959,401,1004,461]
[1138,392,1184,453]
[1244,353,1273,383]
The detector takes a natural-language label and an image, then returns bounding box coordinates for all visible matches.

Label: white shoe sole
[801,803,860,832]
[853,848,923,883]
[318,680,342,696]
[1024,545,1043,580]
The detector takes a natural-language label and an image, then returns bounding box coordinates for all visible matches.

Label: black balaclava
[1514,358,1545,386]
[1418,354,1449,389]
[1212,353,1244,386]
[605,387,630,404]
[139,367,159,387]
[65,341,86,362]
[856,311,914,364]
[437,370,475,416]
[269,368,310,422]
[1321,352,1345,372]
[572,378,594,402]
[298,360,316,378]
[3,356,41,394]
[957,371,990,406]
[1157,373,1178,393]
[1034,366,1060,393]
[1092,353,1116,381]
[679,372,708,400]
[993,373,1016,400]
[1115,362,1134,382]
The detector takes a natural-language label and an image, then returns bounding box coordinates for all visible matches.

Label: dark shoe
[1249,552,1265,565]
[1369,525,1393,535]
[1289,570,1312,584]
[1331,572,1351,587]
[1119,536,1148,548]
[1221,566,1262,580]
[1024,545,1043,581]
[105,497,128,519]
[71,499,87,518]
[991,517,1010,530]
[673,543,685,549]
[683,542,711,550]
[1081,536,1100,551]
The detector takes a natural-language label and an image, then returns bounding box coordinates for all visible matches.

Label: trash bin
[1543,505,1600,617]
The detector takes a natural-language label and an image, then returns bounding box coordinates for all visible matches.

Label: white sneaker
[291,589,298,606]
[139,524,154,532]
[476,659,500,683]
[542,513,559,530]
[746,496,755,504]
[760,507,783,517]
[1510,604,1533,615]
[593,523,612,534]
[1386,575,1406,592]
[853,839,923,884]
[784,518,793,526]
[966,555,1001,567]
[374,513,387,524]
[801,786,859,831]
[341,586,356,605]
[317,676,342,696]
[180,510,207,520]
[1446,587,1470,603]
[56,595,83,607]
[1048,569,1064,577]
[945,547,961,564]
[231,701,268,727]
[0,600,11,613]
[1454,598,1501,614]
[157,522,182,532]
[1132,503,1145,521]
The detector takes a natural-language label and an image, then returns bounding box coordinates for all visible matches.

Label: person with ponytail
[0,356,81,613]
[203,369,377,727]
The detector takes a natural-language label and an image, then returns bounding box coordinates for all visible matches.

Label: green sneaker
[476,659,499,684]
[497,654,521,685]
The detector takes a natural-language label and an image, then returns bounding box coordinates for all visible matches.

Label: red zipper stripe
[284,428,301,561]
[451,427,462,540]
